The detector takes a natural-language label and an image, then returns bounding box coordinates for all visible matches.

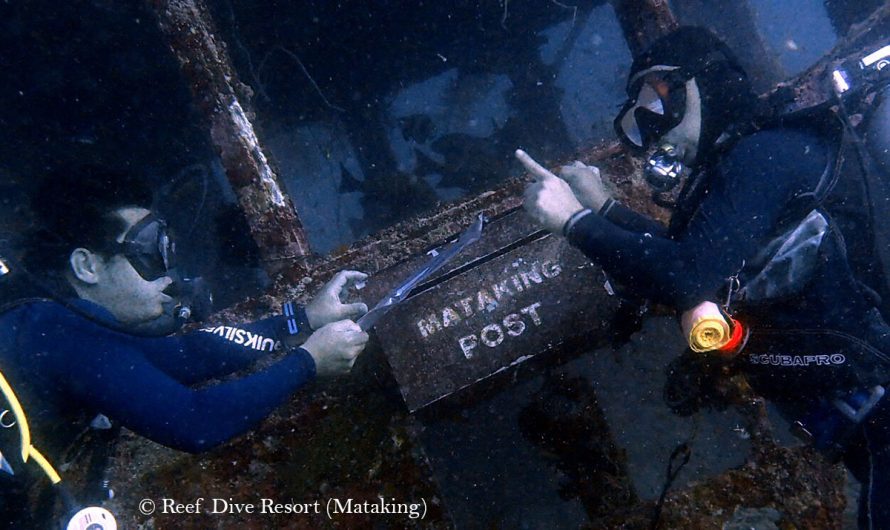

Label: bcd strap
[775,136,842,231]
[843,114,890,302]
[736,210,830,304]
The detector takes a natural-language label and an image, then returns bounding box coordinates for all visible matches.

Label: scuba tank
[0,245,119,529]
[830,43,890,311]
[865,84,890,171]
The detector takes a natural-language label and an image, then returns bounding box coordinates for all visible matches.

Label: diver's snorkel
[644,143,689,193]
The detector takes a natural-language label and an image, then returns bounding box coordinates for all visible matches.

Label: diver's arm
[566,212,700,307]
[95,350,314,453]
[140,303,312,385]
[557,160,669,237]
[600,199,669,237]
[42,311,316,453]
[566,130,827,309]
[141,268,367,384]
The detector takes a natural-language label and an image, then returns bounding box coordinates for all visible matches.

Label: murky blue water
[0,1,874,528]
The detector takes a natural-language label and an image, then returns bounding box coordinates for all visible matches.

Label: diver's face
[616,66,703,165]
[659,78,703,166]
[93,207,174,325]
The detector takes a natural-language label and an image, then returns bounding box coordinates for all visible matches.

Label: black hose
[649,442,692,530]
[837,94,890,300]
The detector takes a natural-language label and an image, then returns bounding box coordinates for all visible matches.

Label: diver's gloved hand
[559,161,611,212]
[301,320,369,377]
[305,270,369,330]
[517,149,585,234]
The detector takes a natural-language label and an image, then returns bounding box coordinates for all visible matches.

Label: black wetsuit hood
[627,27,758,163]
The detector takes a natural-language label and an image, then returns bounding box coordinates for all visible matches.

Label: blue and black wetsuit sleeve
[600,199,669,238]
[33,304,317,453]
[138,301,313,384]
[566,130,828,309]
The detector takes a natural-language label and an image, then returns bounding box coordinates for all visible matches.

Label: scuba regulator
[130,272,214,337]
[170,275,213,324]
[644,143,689,193]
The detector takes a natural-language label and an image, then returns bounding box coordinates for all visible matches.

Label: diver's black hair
[629,26,758,161]
[25,165,154,280]
[3,168,184,337]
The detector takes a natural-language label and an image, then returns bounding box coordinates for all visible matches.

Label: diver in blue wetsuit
[520,27,890,529]
[0,166,370,527]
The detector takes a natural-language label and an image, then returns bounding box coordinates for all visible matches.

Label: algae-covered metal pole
[671,0,786,92]
[146,0,312,276]
[609,0,678,58]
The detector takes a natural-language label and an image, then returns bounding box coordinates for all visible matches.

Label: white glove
[301,320,369,377]
[517,149,585,234]
[305,270,369,330]
[559,161,610,212]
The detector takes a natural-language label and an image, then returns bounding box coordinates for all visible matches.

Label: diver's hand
[305,270,369,330]
[517,149,585,234]
[301,320,369,377]
[559,161,610,211]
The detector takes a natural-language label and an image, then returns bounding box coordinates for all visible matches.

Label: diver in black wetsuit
[0,166,370,527]
[519,27,890,529]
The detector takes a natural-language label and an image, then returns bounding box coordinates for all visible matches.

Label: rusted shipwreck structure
[48,1,890,528]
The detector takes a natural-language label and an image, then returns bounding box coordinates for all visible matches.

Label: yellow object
[29,447,62,484]
[681,301,731,352]
[0,366,62,484]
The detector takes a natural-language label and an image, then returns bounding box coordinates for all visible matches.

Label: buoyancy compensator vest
[828,42,890,317]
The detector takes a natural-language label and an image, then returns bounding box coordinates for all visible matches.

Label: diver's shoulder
[0,298,91,327]
[0,299,72,344]
[0,297,61,317]
[738,125,829,151]
[728,126,832,169]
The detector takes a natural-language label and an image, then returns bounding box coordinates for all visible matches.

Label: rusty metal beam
[610,0,678,59]
[671,0,786,92]
[146,0,311,275]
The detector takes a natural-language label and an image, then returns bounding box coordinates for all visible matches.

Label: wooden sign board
[363,211,621,411]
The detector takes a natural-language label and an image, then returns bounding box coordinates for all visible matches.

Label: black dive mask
[615,48,739,151]
[614,69,688,150]
[106,213,176,281]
